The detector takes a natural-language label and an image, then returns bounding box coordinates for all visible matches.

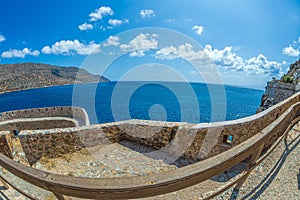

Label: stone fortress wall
[258,60,300,112]
[0,106,90,126]
[0,106,90,160]
[0,118,78,133]
[1,92,300,166]
[264,80,298,104]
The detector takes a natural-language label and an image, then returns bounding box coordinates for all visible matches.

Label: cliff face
[286,59,300,80]
[257,59,300,112]
[0,63,109,93]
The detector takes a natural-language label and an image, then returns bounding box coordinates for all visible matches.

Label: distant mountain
[0,63,109,93]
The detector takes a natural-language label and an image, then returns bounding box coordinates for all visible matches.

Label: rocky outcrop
[286,59,300,81]
[0,63,109,93]
[257,94,275,113]
[257,59,300,112]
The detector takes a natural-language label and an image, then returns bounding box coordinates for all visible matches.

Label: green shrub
[282,75,294,83]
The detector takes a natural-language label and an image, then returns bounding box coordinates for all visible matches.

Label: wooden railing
[0,102,300,199]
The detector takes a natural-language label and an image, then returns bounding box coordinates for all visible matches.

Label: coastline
[0,81,263,96]
[0,81,105,95]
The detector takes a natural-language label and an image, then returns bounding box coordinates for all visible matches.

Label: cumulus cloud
[282,45,300,57]
[79,23,93,31]
[108,19,129,26]
[244,54,282,75]
[1,48,39,58]
[156,43,283,76]
[120,33,158,57]
[156,43,205,62]
[89,6,113,21]
[140,9,155,18]
[282,36,300,57]
[192,25,204,35]
[41,40,101,55]
[103,36,120,47]
[0,34,5,42]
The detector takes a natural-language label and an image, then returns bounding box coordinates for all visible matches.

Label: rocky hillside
[257,59,300,112]
[285,59,300,81]
[0,63,109,93]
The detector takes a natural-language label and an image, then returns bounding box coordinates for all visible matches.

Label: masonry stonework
[0,93,300,166]
[0,106,90,126]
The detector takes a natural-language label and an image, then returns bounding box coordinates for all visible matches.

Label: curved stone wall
[0,106,90,126]
[0,117,78,132]
[1,92,300,165]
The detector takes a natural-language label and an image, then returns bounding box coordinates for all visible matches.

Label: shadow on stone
[118,140,197,167]
[242,133,300,199]
[0,186,9,200]
[297,169,300,190]
[210,161,247,183]
[229,189,239,200]
[0,186,7,190]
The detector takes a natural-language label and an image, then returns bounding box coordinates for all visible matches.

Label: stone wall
[0,117,78,133]
[18,129,85,166]
[15,122,181,165]
[0,106,90,126]
[265,80,296,103]
[1,92,300,165]
[0,132,13,158]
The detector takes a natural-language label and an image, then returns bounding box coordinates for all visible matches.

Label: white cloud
[282,45,300,57]
[156,43,283,76]
[128,50,147,57]
[192,25,204,35]
[155,45,178,60]
[108,19,129,26]
[79,23,93,31]
[89,6,113,21]
[140,9,155,18]
[282,36,300,57]
[245,54,282,75]
[41,40,101,55]
[0,34,5,42]
[293,37,300,44]
[205,45,283,76]
[156,43,208,62]
[103,36,120,47]
[120,33,158,57]
[1,48,39,58]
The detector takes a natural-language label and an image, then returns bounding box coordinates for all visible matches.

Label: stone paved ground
[142,122,300,200]
[0,122,300,200]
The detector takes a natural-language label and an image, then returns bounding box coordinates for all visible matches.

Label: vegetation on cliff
[0,63,109,93]
[257,59,300,112]
[284,59,300,83]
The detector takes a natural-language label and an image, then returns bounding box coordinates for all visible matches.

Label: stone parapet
[0,106,90,126]
[1,91,297,165]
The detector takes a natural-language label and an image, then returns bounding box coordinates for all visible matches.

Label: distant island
[0,63,109,94]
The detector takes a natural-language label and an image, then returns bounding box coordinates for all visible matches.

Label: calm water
[0,82,263,124]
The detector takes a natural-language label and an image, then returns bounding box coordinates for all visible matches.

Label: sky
[0,0,300,89]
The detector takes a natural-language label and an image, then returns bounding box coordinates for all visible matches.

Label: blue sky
[0,0,300,89]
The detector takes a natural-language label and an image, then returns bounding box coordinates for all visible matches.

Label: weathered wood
[0,154,50,190]
[0,174,38,200]
[0,176,9,189]
[234,144,264,190]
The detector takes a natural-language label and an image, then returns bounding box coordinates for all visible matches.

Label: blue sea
[0,82,263,124]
